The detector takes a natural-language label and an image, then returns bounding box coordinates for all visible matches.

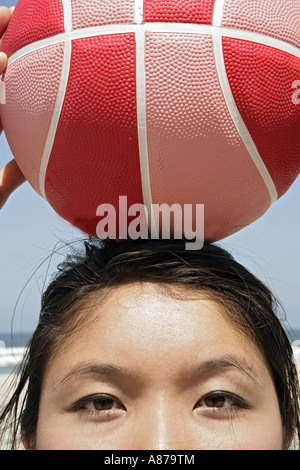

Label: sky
[0,0,299,333]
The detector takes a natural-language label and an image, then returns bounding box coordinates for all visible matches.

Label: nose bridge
[145,395,170,450]
[132,394,190,450]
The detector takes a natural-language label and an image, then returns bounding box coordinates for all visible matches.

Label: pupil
[94,397,113,410]
[205,395,226,408]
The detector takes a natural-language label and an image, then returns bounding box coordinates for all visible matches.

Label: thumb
[0,159,26,209]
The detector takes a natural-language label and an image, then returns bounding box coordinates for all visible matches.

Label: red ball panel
[1,0,65,58]
[223,37,300,198]
[45,33,143,235]
[143,0,215,24]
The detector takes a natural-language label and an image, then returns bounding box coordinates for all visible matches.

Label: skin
[0,6,25,209]
[26,282,284,450]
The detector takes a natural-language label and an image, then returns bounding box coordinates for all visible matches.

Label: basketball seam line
[212,0,225,27]
[6,23,300,67]
[212,0,278,205]
[134,0,156,235]
[7,21,298,205]
[135,28,157,236]
[39,0,72,199]
[134,0,144,25]
[62,0,73,33]
[212,32,278,204]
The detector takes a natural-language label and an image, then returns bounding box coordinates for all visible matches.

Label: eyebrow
[58,354,261,387]
[59,362,136,386]
[190,354,261,387]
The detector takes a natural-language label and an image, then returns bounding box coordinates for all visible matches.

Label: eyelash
[70,391,250,421]
[71,393,125,413]
[194,391,250,419]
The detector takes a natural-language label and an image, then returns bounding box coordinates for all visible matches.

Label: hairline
[47,279,262,367]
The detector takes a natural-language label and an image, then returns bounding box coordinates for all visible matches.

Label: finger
[0,51,7,113]
[0,159,26,209]
[0,50,7,74]
[0,6,12,39]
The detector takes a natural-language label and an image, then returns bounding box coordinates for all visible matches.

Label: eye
[194,391,250,415]
[71,394,126,419]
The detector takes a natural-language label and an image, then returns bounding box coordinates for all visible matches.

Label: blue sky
[0,0,299,333]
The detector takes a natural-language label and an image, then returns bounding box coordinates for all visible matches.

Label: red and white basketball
[1,0,300,241]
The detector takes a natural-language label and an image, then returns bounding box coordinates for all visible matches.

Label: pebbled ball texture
[0,0,299,241]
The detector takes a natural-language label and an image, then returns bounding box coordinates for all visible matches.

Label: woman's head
[1,238,299,449]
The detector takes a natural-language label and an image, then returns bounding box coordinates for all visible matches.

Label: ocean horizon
[1,328,300,375]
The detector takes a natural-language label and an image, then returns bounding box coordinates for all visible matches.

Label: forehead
[48,282,266,377]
